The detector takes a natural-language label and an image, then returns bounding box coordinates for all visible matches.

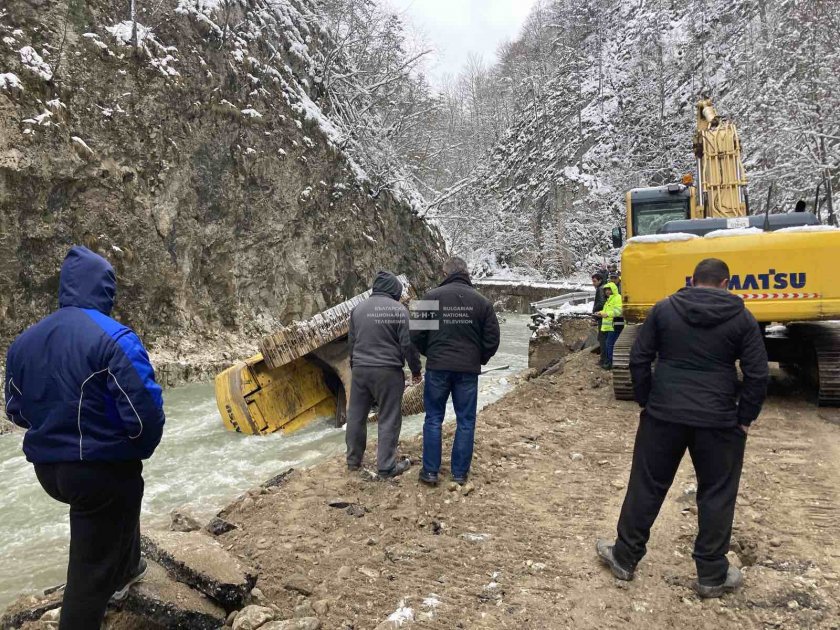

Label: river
[0,314,532,608]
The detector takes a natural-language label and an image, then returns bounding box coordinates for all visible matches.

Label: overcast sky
[386,0,536,86]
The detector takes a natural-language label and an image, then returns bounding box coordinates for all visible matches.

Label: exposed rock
[261,618,321,630]
[312,600,330,616]
[140,530,257,610]
[0,0,445,371]
[283,576,315,597]
[206,516,239,537]
[294,601,315,618]
[232,605,276,630]
[0,590,62,628]
[169,507,202,533]
[117,560,226,629]
[262,469,296,490]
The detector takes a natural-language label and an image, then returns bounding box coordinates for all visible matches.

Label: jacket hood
[58,246,117,314]
[440,270,473,287]
[669,287,744,328]
[603,281,619,296]
[371,271,403,301]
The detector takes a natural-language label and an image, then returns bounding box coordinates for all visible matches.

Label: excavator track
[788,322,840,406]
[612,325,641,401]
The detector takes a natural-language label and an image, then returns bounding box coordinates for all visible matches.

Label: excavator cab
[624,184,695,239]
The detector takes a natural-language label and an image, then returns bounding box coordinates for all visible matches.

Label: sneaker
[451,475,468,485]
[595,539,634,581]
[379,459,411,479]
[694,565,744,599]
[111,558,148,603]
[418,469,439,486]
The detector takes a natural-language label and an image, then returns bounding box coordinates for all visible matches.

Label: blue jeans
[422,369,479,479]
[605,330,620,365]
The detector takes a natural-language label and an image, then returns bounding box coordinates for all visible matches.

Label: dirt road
[221,351,840,629]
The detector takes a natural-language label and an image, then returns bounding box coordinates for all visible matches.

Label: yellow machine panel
[215,354,336,436]
[622,230,840,324]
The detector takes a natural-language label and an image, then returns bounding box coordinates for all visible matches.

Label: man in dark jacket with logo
[4,246,165,629]
[596,258,768,598]
[411,257,500,485]
[346,271,421,478]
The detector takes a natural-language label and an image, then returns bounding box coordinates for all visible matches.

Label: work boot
[694,566,744,599]
[419,469,439,486]
[379,459,411,479]
[595,539,634,581]
[451,474,468,485]
[347,463,361,472]
[111,558,148,603]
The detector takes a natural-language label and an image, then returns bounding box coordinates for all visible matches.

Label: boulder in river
[140,530,257,610]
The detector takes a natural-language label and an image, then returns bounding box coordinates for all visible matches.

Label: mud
[216,350,840,629]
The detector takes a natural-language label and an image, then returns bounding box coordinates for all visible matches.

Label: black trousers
[612,413,746,585]
[597,329,608,365]
[346,366,405,473]
[34,460,144,630]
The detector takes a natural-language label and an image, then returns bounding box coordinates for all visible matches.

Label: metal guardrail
[531,291,595,312]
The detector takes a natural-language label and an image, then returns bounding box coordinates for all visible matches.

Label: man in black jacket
[596,258,769,598]
[411,257,500,485]
[346,271,422,478]
[591,272,608,367]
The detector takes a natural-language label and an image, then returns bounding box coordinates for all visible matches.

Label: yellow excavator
[215,276,424,435]
[611,99,840,405]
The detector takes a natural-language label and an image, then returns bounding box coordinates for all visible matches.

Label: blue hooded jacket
[4,246,165,463]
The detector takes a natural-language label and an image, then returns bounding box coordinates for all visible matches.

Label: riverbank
[209,350,840,629]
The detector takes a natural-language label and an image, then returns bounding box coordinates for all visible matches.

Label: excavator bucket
[214,276,423,435]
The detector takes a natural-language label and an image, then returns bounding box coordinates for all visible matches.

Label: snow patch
[774,224,840,234]
[627,233,699,244]
[19,46,52,80]
[241,108,263,118]
[105,21,153,47]
[386,602,414,626]
[0,73,23,91]
[71,136,93,152]
[704,227,764,239]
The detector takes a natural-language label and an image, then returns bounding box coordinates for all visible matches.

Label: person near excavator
[591,272,609,367]
[410,257,500,486]
[4,246,165,629]
[346,271,422,478]
[595,281,622,370]
[596,258,769,598]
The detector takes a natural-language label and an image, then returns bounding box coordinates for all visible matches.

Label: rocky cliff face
[0,0,445,366]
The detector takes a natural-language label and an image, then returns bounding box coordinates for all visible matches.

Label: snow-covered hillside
[425,0,840,277]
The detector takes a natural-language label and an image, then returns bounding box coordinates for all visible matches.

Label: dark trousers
[346,366,405,473]
[613,413,746,585]
[597,329,608,365]
[422,369,479,479]
[604,330,620,365]
[34,460,144,630]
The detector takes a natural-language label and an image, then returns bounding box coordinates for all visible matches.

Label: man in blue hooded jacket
[4,246,165,629]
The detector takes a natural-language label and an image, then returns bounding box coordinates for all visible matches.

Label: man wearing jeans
[596,258,768,598]
[411,257,500,486]
[4,246,165,628]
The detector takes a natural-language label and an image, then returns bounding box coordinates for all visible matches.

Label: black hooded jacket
[410,271,500,374]
[348,271,421,375]
[629,287,769,427]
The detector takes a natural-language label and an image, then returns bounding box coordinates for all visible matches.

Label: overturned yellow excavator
[611,99,840,405]
[215,276,424,435]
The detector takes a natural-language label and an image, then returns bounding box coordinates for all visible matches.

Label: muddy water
[0,314,532,608]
